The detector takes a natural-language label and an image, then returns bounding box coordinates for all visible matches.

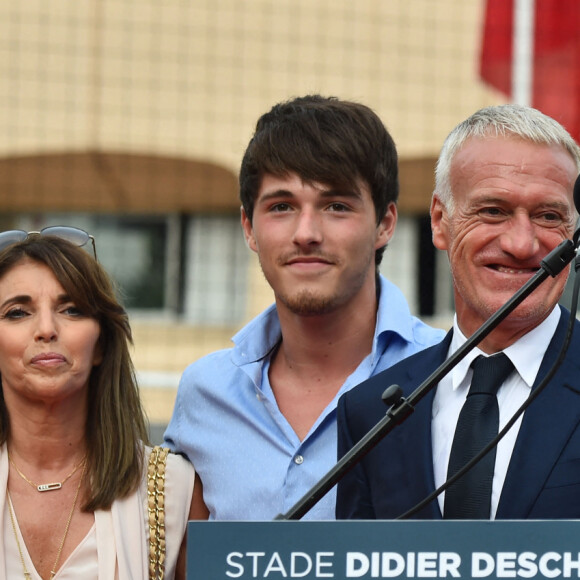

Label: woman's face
[0,259,102,406]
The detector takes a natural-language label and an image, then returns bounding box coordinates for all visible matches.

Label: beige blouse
[0,445,195,580]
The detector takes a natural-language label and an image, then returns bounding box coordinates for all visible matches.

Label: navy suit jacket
[336,307,580,520]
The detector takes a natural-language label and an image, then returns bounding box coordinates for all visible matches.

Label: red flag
[480,0,580,142]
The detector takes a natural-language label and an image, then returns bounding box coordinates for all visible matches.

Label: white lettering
[417,553,438,578]
[346,553,369,578]
[382,553,406,577]
[372,552,380,577]
[247,552,266,577]
[563,552,580,577]
[517,552,538,578]
[496,552,517,578]
[264,552,287,576]
[407,552,415,578]
[290,553,312,577]
[226,552,244,578]
[539,552,562,578]
[345,552,461,578]
[316,552,334,578]
[226,549,580,579]
[225,551,334,578]
[439,553,461,578]
[472,552,495,578]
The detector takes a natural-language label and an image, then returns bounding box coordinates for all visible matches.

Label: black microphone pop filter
[574,173,580,215]
[572,173,580,252]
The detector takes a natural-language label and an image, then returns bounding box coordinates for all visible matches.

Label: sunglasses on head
[0,226,97,259]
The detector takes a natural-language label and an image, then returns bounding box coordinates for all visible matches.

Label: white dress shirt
[432,307,561,519]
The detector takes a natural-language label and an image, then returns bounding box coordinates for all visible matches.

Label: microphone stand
[275,238,578,521]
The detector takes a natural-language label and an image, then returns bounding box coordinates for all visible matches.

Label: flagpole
[512,0,535,105]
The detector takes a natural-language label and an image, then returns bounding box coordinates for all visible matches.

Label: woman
[0,228,208,579]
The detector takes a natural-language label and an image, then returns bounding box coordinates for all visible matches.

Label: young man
[336,104,580,520]
[164,95,444,520]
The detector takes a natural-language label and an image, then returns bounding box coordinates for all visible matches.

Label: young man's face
[241,172,396,317]
[431,136,577,339]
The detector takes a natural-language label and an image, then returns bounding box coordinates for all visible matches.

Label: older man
[336,104,580,520]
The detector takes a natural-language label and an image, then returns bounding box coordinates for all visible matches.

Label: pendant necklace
[8,453,85,492]
[7,462,86,579]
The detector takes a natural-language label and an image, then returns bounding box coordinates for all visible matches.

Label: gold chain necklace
[8,453,85,492]
[7,462,86,579]
[6,494,32,580]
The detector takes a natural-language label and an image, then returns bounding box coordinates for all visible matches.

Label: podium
[186,520,580,578]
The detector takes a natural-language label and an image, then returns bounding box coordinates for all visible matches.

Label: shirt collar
[232,274,415,365]
[232,303,281,364]
[449,306,561,391]
[375,275,416,341]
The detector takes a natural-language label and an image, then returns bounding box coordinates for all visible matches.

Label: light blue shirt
[164,275,446,520]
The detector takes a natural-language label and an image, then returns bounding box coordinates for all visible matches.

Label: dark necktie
[444,353,514,519]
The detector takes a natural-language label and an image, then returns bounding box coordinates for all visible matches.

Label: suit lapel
[397,333,453,518]
[497,309,580,518]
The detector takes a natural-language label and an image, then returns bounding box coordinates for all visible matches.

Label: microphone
[574,174,580,214]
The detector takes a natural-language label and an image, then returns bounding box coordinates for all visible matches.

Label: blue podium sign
[187,520,580,579]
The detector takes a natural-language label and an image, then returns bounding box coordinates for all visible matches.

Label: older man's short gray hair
[434,104,580,213]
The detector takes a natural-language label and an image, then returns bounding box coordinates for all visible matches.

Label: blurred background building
[0,0,578,441]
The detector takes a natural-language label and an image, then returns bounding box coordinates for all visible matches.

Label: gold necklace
[6,495,31,580]
[8,453,85,492]
[7,463,86,580]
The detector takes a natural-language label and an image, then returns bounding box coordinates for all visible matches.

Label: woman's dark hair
[0,235,149,511]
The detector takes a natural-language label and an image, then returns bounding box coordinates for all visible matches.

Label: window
[183,215,248,325]
[16,212,248,324]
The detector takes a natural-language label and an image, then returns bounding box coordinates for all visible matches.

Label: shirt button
[294,455,304,465]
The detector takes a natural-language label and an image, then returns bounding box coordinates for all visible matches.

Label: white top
[0,444,195,579]
[432,307,560,519]
[5,508,100,579]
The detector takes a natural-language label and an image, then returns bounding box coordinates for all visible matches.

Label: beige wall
[0,0,502,166]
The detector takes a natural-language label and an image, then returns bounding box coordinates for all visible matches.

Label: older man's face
[431,135,577,341]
